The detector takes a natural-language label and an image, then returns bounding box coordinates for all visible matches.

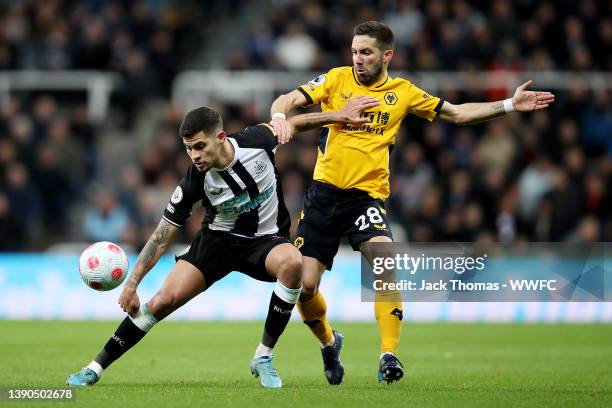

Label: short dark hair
[353,21,394,51]
[179,106,223,138]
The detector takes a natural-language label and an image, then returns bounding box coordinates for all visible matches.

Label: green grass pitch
[1,321,611,407]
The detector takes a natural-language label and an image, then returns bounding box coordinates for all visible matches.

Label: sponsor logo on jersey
[166,204,175,214]
[340,90,353,101]
[170,186,183,204]
[217,185,275,215]
[340,123,385,135]
[210,187,223,196]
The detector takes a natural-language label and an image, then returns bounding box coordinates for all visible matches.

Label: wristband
[503,98,514,113]
[272,112,286,120]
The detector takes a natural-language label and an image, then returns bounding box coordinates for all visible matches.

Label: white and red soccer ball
[79,241,129,291]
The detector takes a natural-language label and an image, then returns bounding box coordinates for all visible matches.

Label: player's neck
[374,67,388,84]
[373,71,387,85]
[213,139,235,170]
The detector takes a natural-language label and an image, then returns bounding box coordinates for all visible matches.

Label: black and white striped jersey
[162,125,290,237]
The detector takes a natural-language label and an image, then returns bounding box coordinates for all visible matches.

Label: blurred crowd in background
[240,0,611,72]
[0,0,610,251]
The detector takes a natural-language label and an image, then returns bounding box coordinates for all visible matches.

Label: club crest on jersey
[210,187,223,196]
[170,186,183,204]
[294,236,304,249]
[254,160,267,175]
[384,91,398,105]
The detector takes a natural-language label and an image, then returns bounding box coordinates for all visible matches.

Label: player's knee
[274,251,302,287]
[299,280,318,299]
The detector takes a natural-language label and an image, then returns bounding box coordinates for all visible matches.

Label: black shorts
[295,180,393,270]
[176,228,290,288]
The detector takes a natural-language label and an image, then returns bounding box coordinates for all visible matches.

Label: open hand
[512,80,555,112]
[339,95,381,124]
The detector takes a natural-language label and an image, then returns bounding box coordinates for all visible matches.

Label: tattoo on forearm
[296,112,336,129]
[462,101,507,125]
[493,101,504,114]
[128,220,171,286]
[302,112,332,126]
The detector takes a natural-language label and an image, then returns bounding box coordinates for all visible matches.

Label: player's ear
[215,130,227,144]
[383,49,393,63]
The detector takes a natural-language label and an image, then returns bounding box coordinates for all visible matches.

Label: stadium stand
[0,0,610,251]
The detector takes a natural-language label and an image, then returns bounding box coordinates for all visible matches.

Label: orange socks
[297,290,334,345]
[374,290,403,354]
[298,289,403,353]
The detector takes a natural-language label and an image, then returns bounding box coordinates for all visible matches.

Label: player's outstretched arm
[437,80,555,125]
[285,95,381,136]
[118,218,179,315]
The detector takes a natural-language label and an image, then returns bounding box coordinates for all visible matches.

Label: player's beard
[356,57,384,85]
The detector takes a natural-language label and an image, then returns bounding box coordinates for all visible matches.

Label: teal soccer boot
[66,367,98,386]
[250,355,282,389]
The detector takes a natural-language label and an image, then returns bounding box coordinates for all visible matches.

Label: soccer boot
[321,330,344,385]
[66,367,99,386]
[250,355,282,388]
[378,353,404,384]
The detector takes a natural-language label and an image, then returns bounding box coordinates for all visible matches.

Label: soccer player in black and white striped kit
[66,98,379,388]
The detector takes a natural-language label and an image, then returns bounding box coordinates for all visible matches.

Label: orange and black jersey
[297,66,443,200]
